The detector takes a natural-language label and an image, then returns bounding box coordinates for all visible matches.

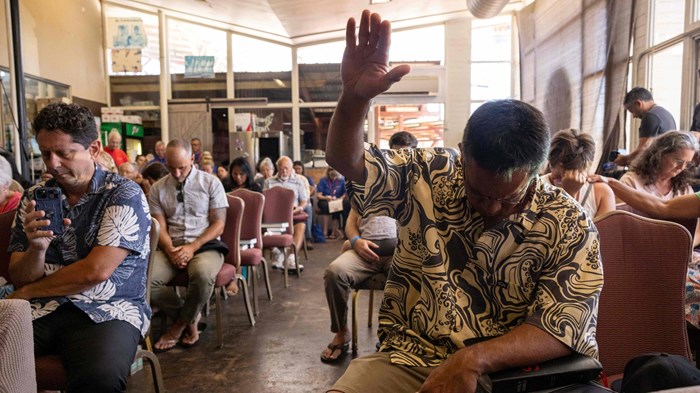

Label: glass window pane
[471,15,511,62]
[650,43,683,125]
[376,103,444,148]
[391,25,445,64]
[233,35,292,103]
[298,42,343,103]
[652,0,685,45]
[471,62,511,100]
[169,19,227,100]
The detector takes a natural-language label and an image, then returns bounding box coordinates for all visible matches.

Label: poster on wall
[111,49,142,73]
[185,56,215,78]
[107,17,147,49]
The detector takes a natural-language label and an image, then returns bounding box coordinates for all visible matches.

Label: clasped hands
[166,244,196,269]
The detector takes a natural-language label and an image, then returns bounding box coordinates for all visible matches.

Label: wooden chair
[262,187,301,288]
[230,189,272,316]
[594,210,693,381]
[351,272,387,354]
[35,217,165,392]
[167,195,254,348]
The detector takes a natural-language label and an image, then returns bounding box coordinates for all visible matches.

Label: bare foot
[225,280,239,296]
[180,313,202,347]
[155,324,185,352]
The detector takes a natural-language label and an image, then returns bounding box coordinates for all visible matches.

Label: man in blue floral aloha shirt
[8,103,151,392]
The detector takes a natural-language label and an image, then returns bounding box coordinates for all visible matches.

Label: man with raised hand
[326,10,602,393]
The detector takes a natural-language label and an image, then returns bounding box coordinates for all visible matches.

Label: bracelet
[350,235,361,248]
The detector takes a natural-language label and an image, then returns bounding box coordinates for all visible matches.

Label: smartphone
[34,187,64,235]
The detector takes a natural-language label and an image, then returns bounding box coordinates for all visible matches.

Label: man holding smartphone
[8,103,152,392]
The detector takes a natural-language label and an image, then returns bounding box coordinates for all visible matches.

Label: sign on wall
[185,56,215,78]
[107,17,147,49]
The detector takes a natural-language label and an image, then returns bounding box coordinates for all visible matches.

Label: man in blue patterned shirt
[8,103,152,392]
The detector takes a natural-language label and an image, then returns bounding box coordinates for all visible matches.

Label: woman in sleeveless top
[542,128,615,218]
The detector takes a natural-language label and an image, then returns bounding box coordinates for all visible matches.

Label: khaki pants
[150,249,224,324]
[329,352,435,393]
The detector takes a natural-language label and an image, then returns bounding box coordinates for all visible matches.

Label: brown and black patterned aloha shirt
[347,144,602,368]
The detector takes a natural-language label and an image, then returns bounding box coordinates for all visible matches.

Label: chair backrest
[222,195,244,269]
[593,210,692,375]
[262,187,294,235]
[230,189,264,250]
[145,217,160,304]
[0,209,17,283]
[616,203,698,239]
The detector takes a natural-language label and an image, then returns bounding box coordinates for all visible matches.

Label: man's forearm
[9,249,47,287]
[326,92,370,183]
[459,323,571,377]
[607,178,697,219]
[190,220,225,250]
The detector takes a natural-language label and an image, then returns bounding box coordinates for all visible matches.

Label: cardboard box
[35,97,71,112]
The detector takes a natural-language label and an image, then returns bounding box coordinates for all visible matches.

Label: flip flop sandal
[320,341,350,363]
[154,337,179,353]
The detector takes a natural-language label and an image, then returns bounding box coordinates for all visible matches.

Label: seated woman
[618,130,697,214]
[542,129,615,218]
[255,157,275,190]
[316,167,350,239]
[223,157,261,295]
[590,132,700,328]
[223,157,262,193]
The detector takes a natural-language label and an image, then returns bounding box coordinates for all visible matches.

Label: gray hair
[259,157,274,171]
[108,129,122,142]
[630,130,698,193]
[0,155,11,187]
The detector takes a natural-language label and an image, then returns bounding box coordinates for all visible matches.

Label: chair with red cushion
[594,210,693,383]
[262,187,300,288]
[230,188,272,316]
[168,195,254,347]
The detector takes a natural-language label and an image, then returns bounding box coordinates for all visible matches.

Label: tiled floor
[127,239,382,393]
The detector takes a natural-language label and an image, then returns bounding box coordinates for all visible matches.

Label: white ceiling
[128,0,528,44]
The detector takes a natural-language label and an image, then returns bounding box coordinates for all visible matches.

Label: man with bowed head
[325,10,602,393]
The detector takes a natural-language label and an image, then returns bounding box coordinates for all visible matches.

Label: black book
[476,353,603,393]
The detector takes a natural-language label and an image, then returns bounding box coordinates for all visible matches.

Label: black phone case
[34,187,64,235]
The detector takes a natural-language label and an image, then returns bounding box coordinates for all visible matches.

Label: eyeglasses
[176,182,184,203]
[464,177,534,207]
[672,158,695,168]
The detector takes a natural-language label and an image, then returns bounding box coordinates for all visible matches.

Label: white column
[291,46,300,160]
[444,17,471,149]
[158,10,169,142]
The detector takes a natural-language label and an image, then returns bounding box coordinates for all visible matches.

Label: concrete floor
[127,239,382,393]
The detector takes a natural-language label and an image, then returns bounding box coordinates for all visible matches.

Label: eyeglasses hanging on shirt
[176,181,185,203]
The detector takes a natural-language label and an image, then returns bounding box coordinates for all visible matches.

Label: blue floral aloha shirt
[9,165,152,336]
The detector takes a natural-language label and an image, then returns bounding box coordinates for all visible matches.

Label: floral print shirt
[348,144,603,367]
[9,166,152,336]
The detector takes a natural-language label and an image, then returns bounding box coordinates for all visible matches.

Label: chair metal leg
[261,257,273,300]
[283,248,289,288]
[368,290,374,328]
[215,287,223,348]
[238,274,256,326]
[250,266,259,316]
[351,289,360,354]
[293,247,301,279]
[302,237,309,261]
[135,349,166,393]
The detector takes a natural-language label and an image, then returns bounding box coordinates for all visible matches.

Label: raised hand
[22,200,68,252]
[341,10,411,100]
[560,169,587,197]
